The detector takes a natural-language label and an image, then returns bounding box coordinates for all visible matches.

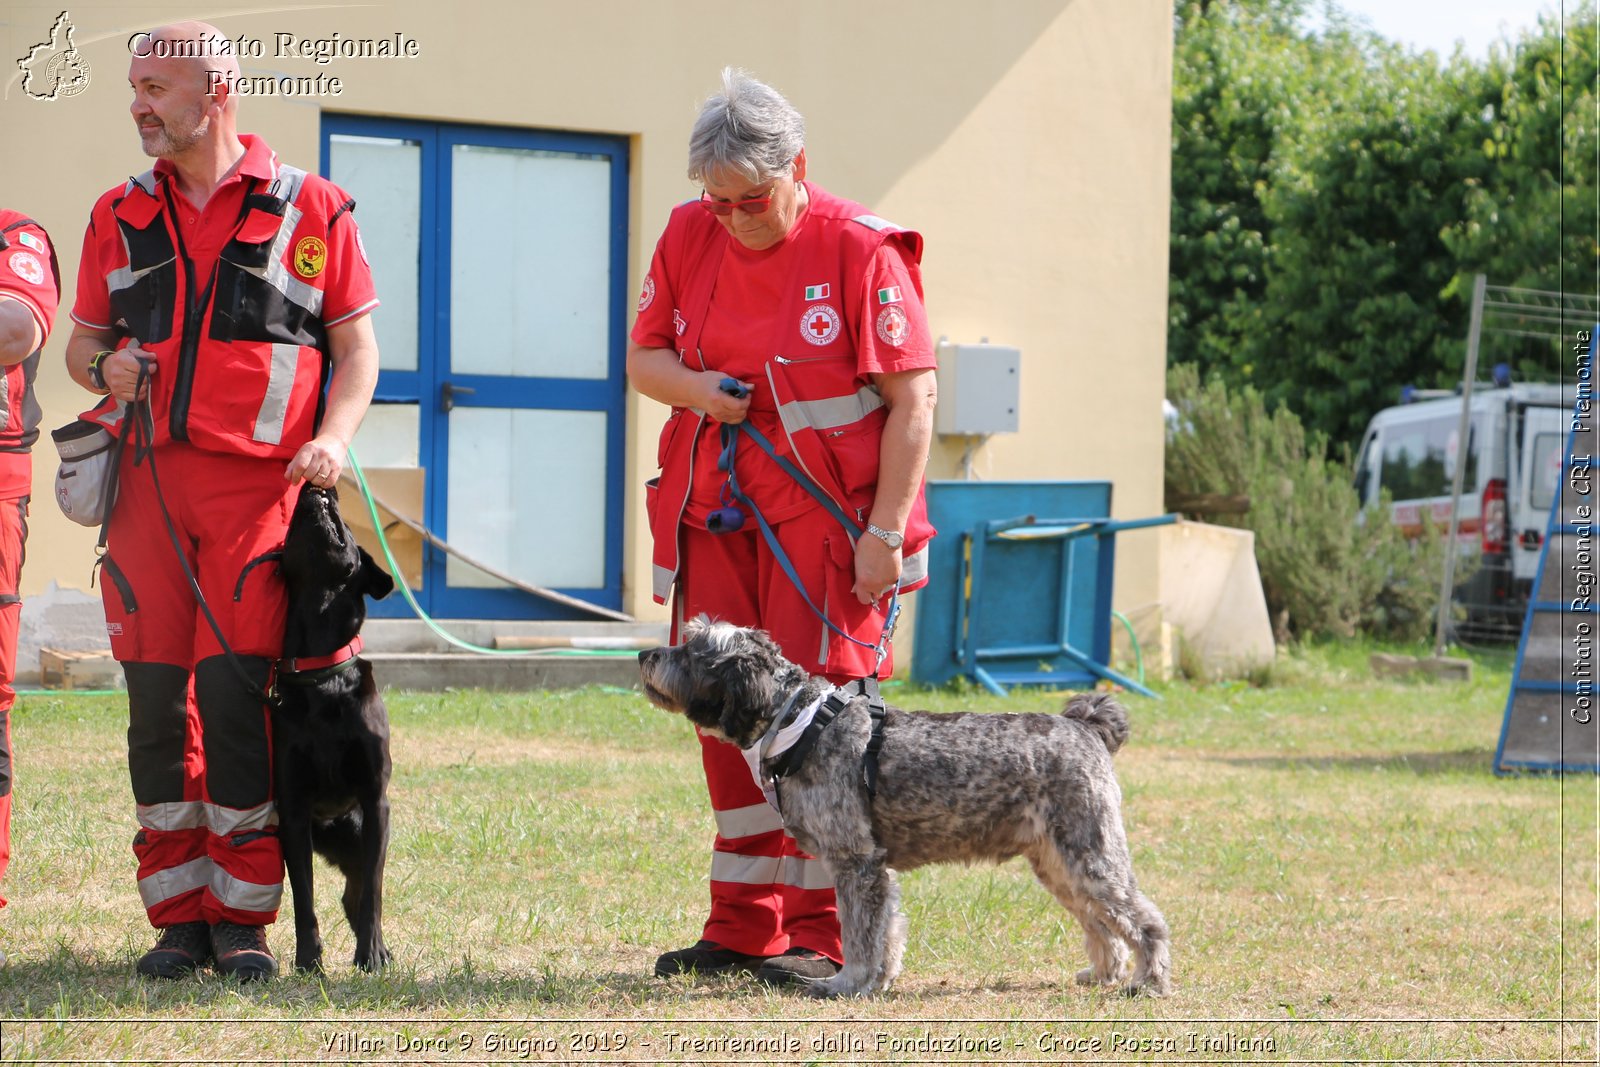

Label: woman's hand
[852,533,902,604]
[700,371,753,424]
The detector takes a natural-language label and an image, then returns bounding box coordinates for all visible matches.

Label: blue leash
[713,379,900,668]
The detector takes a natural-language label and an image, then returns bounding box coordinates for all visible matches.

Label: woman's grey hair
[686,68,805,185]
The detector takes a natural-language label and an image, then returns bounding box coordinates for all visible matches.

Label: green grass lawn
[0,641,1593,1064]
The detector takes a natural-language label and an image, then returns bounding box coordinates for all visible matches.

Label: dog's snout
[639,647,657,668]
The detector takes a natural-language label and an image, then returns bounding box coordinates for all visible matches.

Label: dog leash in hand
[715,409,900,671]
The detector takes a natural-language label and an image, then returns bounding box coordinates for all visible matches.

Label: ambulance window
[1380,417,1478,499]
[1530,432,1563,510]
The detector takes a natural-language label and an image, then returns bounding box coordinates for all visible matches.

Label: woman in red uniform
[628,68,937,987]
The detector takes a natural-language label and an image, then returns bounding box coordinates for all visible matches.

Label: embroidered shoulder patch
[293,236,327,279]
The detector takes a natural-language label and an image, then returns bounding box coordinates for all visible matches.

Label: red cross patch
[876,305,908,347]
[800,303,841,346]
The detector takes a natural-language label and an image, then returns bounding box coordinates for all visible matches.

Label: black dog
[273,484,395,972]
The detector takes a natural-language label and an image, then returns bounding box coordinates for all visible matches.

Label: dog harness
[277,635,364,684]
[752,678,889,810]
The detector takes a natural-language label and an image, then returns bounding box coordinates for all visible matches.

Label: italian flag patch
[877,286,903,305]
[804,283,830,300]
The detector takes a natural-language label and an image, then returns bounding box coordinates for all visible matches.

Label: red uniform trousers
[676,508,897,963]
[0,495,27,907]
[101,443,295,929]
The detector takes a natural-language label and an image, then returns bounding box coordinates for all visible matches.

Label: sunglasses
[699,182,780,216]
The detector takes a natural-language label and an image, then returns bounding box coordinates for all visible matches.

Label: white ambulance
[1352,382,1575,636]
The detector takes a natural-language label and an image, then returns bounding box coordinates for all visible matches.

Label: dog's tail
[1061,692,1130,754]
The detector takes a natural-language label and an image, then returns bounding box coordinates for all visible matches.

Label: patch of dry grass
[0,644,1594,1064]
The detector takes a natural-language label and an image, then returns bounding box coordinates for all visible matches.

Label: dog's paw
[294,952,324,974]
[1119,979,1170,998]
[804,976,874,1000]
[1076,966,1126,988]
[354,945,391,972]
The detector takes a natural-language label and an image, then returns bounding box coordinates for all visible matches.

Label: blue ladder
[1494,362,1599,774]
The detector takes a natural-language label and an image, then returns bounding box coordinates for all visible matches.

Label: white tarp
[1157,521,1276,680]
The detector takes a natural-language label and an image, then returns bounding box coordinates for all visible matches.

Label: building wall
[1,0,1173,660]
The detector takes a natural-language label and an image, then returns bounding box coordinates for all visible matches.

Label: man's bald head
[130,21,241,106]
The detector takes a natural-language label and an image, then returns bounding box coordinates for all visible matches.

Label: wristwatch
[87,349,113,392]
[865,523,904,550]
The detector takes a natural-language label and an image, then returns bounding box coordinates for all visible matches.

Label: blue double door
[322,116,629,619]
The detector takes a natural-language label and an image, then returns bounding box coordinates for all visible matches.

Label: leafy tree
[1169,1,1599,449]
[1442,5,1599,379]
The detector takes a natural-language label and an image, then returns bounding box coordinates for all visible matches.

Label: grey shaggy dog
[638,617,1172,999]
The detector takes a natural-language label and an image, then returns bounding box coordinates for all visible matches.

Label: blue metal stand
[957,514,1177,698]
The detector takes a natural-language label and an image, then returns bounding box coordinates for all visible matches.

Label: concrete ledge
[366,652,644,692]
[361,618,667,655]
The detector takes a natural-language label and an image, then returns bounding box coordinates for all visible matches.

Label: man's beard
[139,105,210,159]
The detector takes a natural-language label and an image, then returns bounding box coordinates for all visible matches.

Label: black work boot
[653,939,767,977]
[136,922,213,979]
[211,922,277,981]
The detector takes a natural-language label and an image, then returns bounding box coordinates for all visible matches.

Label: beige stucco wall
[2,0,1172,657]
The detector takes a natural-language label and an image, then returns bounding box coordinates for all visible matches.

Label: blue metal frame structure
[320,115,630,619]
[958,514,1177,698]
[911,481,1173,697]
[1494,331,1598,774]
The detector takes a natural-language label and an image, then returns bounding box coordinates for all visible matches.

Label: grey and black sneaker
[135,922,212,979]
[754,947,840,987]
[653,939,767,977]
[210,922,277,982]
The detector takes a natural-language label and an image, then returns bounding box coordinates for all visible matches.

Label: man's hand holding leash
[99,342,155,403]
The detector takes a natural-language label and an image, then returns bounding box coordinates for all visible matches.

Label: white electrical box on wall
[934,340,1021,436]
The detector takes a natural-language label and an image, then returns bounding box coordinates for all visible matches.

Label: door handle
[440,381,476,413]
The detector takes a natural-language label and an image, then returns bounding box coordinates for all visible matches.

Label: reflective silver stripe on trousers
[780,855,835,891]
[713,802,785,840]
[138,800,276,835]
[137,801,207,832]
[777,387,884,437]
[137,856,211,910]
[207,800,277,836]
[252,343,301,445]
[211,866,282,914]
[709,851,782,886]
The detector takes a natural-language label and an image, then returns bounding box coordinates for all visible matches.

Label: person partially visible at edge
[0,209,60,966]
[64,20,379,982]
[626,67,938,988]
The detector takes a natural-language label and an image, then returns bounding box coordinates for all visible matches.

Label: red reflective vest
[0,214,58,471]
[79,163,352,457]
[641,187,936,604]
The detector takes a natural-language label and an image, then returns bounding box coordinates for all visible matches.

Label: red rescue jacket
[644,188,935,603]
[81,163,345,457]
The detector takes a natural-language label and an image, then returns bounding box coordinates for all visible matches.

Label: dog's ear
[357,546,396,601]
[713,632,782,747]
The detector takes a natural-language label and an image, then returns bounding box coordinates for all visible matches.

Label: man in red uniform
[628,69,937,986]
[0,210,60,962]
[66,21,379,981]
